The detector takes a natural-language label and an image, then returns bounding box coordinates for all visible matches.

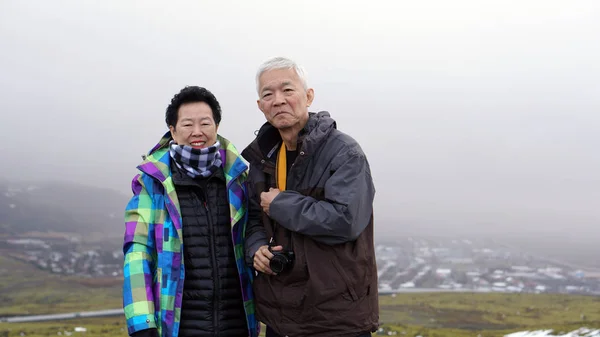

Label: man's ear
[306,88,315,107]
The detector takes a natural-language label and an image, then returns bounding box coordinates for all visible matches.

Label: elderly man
[243,57,378,337]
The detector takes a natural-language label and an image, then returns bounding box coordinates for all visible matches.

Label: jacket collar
[138,131,248,187]
[136,131,249,233]
[241,111,336,166]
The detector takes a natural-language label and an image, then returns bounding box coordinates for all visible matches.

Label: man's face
[169,101,218,149]
[257,68,314,131]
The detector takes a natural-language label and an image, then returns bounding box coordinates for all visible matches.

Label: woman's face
[169,101,218,149]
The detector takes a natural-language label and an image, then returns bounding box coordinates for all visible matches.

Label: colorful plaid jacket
[122,132,258,337]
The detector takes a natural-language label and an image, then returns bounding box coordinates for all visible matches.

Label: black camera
[269,245,295,274]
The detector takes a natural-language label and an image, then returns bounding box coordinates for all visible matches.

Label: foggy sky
[1,0,599,238]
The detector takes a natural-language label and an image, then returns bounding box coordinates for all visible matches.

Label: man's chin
[272,120,295,130]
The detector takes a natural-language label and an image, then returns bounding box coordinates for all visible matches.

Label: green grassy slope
[1,255,599,337]
[0,256,121,316]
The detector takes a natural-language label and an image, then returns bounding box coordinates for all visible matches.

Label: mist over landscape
[1,1,599,268]
[1,2,600,336]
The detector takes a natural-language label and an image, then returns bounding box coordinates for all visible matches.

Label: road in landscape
[0,308,123,323]
[0,289,494,324]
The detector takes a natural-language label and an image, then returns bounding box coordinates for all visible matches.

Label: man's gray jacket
[242,111,379,337]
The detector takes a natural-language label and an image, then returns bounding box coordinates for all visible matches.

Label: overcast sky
[1,0,598,238]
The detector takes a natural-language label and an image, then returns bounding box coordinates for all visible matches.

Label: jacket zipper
[201,185,220,335]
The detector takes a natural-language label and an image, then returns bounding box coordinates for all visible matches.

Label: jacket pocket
[331,259,359,301]
[255,274,306,308]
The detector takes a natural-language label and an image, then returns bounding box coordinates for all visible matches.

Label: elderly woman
[122,86,259,337]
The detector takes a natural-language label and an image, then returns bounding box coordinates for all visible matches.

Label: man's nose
[273,91,286,106]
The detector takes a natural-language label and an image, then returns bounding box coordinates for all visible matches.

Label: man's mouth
[190,141,205,147]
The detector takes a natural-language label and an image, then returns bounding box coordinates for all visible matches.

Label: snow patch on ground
[505,328,600,337]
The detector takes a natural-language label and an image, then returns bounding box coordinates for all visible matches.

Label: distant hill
[0,179,130,237]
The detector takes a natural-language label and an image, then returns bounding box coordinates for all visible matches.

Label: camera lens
[270,255,286,274]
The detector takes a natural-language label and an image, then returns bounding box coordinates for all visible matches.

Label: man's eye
[263,93,272,98]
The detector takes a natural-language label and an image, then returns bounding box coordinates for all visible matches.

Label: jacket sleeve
[244,170,268,267]
[123,174,158,335]
[269,147,375,245]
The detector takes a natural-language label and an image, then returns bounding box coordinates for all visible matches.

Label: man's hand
[260,188,280,216]
[253,244,283,275]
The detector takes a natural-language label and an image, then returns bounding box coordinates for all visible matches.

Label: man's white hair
[255,56,308,95]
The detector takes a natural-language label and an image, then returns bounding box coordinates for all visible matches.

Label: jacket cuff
[127,314,157,336]
[269,191,298,230]
[130,328,159,337]
[245,234,268,266]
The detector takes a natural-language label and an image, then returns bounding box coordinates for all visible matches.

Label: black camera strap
[270,221,294,252]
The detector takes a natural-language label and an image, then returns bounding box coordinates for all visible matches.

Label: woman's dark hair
[165,86,222,129]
